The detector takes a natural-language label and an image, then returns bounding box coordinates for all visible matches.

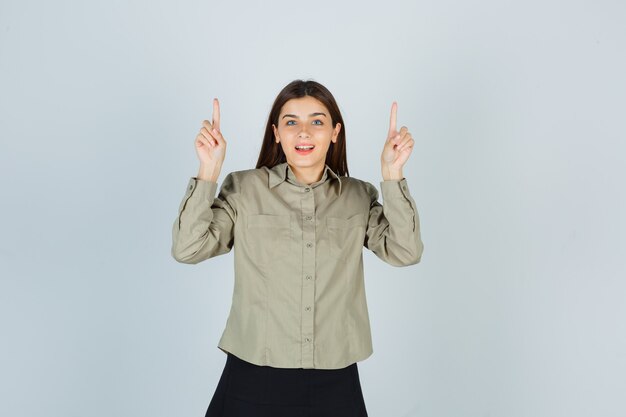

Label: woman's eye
[286,120,323,126]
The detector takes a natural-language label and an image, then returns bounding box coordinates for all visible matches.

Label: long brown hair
[254,79,349,177]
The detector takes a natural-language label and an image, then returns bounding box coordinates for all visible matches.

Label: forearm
[381,163,403,181]
[197,161,223,183]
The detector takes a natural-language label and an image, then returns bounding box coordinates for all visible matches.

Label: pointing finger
[388,101,397,136]
[213,98,220,131]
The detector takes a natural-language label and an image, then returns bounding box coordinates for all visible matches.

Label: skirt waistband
[223,351,363,407]
[226,351,357,372]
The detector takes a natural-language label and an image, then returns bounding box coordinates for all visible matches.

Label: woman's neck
[288,162,324,185]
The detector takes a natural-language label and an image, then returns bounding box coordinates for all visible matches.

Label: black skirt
[205,352,369,417]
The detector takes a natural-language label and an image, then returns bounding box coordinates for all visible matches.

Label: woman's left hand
[381,101,414,178]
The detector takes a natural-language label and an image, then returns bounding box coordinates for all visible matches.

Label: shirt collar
[265,162,342,195]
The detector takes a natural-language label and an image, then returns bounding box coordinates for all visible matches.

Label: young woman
[171,79,424,417]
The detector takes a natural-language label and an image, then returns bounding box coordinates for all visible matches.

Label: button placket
[300,185,316,368]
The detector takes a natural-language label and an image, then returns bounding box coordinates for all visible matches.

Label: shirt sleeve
[171,172,238,264]
[363,178,424,266]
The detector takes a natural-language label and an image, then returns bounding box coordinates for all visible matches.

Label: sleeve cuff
[380,178,412,200]
[186,177,219,202]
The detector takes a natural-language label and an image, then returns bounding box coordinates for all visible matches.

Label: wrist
[197,163,222,182]
[381,164,403,181]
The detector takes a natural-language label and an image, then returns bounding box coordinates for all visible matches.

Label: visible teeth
[296,145,314,150]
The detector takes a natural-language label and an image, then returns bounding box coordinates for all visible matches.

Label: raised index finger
[388,101,397,135]
[212,98,220,131]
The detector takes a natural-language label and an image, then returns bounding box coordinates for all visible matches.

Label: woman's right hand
[195,98,227,170]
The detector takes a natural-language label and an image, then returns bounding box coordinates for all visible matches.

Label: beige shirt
[171,161,424,369]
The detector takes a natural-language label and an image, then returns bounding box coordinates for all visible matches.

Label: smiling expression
[272,96,342,171]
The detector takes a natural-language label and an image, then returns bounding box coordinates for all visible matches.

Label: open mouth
[295,145,315,154]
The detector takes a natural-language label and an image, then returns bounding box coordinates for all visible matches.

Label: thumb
[387,132,400,146]
[210,127,225,145]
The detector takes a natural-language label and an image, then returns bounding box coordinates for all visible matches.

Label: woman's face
[272,96,341,172]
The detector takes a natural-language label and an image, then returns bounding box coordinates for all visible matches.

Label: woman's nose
[298,125,310,137]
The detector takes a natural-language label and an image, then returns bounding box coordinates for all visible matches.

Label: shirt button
[305,338,311,342]
[305,275,312,280]
[402,185,407,190]
[189,184,193,190]
[305,216,312,221]
[304,187,310,192]
[306,242,313,248]
[305,306,311,311]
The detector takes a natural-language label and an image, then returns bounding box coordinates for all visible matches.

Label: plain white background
[1,1,625,416]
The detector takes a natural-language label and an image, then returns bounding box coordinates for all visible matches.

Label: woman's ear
[332,122,341,143]
[272,124,280,143]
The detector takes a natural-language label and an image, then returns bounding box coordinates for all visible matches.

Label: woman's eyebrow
[282,112,327,119]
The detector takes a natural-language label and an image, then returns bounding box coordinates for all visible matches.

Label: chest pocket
[326,214,367,259]
[246,214,291,265]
